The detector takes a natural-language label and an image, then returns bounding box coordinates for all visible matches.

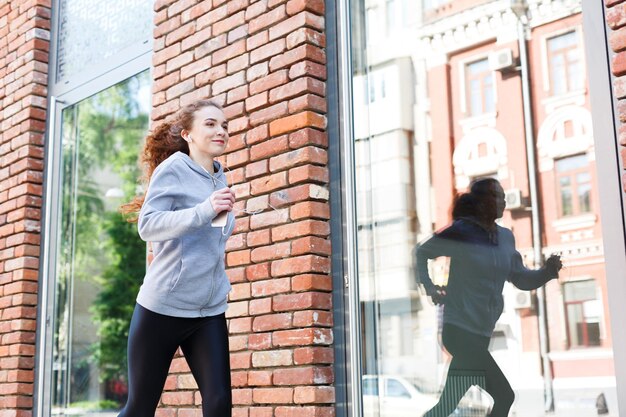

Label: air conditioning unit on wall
[505,188,524,210]
[489,49,515,72]
[513,290,533,309]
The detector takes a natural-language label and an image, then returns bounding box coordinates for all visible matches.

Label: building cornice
[417,0,582,63]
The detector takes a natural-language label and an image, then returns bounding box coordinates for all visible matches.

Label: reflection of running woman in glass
[119,100,235,417]
[415,178,562,417]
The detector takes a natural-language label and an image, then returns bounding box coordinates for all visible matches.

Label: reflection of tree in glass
[53,72,149,409]
[85,74,149,396]
[90,210,146,399]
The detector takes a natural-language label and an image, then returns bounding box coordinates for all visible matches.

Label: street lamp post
[510,0,555,412]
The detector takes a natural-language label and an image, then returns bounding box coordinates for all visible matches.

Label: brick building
[1,1,626,417]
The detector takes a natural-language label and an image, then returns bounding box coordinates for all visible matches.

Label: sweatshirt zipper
[200,171,218,314]
[490,246,497,314]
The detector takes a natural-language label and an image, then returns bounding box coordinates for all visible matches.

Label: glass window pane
[551,55,567,95]
[556,154,588,172]
[484,79,494,113]
[549,31,577,52]
[466,60,491,116]
[470,86,482,115]
[57,0,153,81]
[548,32,580,95]
[563,280,596,302]
[566,304,584,346]
[349,2,617,415]
[586,323,602,346]
[576,172,591,183]
[567,50,583,91]
[51,72,150,414]
[560,188,573,216]
[548,35,562,52]
[468,59,488,75]
[578,186,591,213]
[578,183,592,213]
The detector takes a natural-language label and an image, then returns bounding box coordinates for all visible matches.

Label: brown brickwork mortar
[0,0,51,415]
[149,0,334,416]
[606,0,626,190]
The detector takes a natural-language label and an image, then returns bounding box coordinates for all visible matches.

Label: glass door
[47,71,150,417]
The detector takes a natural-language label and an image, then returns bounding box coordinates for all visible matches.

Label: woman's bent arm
[138,168,217,242]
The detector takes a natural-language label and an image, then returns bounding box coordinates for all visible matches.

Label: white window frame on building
[459,55,497,118]
[541,26,586,97]
[562,278,603,349]
[554,153,593,218]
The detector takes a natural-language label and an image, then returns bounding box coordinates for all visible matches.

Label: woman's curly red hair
[120,99,222,222]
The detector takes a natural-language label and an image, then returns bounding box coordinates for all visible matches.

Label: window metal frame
[326,0,364,416]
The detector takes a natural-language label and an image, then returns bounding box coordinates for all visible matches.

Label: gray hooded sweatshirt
[136,151,234,317]
[415,218,556,337]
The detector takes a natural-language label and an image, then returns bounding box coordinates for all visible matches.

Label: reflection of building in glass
[416,0,615,414]
[353,0,443,399]
[354,0,616,415]
[353,58,425,378]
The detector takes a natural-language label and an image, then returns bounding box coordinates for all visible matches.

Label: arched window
[537,106,594,172]
[453,127,508,189]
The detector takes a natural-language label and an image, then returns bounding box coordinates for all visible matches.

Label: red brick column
[0,0,51,415]
[151,0,334,416]
[606,0,626,182]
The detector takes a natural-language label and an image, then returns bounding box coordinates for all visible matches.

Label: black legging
[118,304,232,417]
[424,324,514,417]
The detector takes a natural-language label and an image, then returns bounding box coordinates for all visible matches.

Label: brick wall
[0,0,51,415]
[2,0,626,416]
[607,0,626,184]
[150,0,334,416]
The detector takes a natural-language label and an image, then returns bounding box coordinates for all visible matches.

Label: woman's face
[183,105,229,157]
[474,180,506,221]
[493,182,506,219]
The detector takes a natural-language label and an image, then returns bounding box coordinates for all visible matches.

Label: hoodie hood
[175,151,225,182]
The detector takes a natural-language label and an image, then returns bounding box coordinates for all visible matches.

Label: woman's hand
[545,254,563,278]
[210,188,235,214]
[428,285,447,305]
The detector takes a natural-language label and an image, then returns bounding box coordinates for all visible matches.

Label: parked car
[362,375,491,417]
